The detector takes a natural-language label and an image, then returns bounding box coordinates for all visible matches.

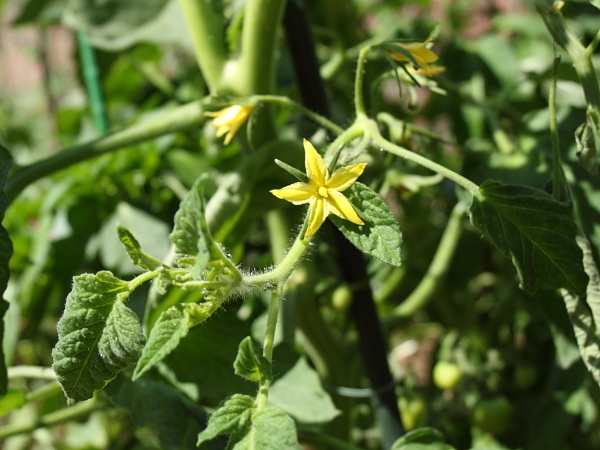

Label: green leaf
[0,144,12,395]
[105,375,207,450]
[269,357,339,424]
[233,337,270,383]
[469,180,588,295]
[133,302,215,380]
[197,394,255,446]
[52,271,145,405]
[231,405,302,450]
[331,182,402,267]
[391,427,455,450]
[562,234,600,385]
[117,225,163,271]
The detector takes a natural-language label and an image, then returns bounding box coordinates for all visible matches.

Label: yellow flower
[204,105,254,145]
[270,139,367,238]
[387,38,443,77]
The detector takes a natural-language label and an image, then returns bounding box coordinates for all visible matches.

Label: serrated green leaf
[52,271,144,405]
[562,234,600,385]
[230,405,302,450]
[133,302,216,380]
[469,180,588,295]
[269,357,340,424]
[117,225,163,271]
[330,182,402,267]
[105,375,207,450]
[197,394,255,446]
[0,144,12,395]
[391,427,455,450]
[233,337,270,383]
[133,304,189,380]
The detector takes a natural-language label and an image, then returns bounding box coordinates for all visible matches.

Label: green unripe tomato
[398,396,427,431]
[514,364,538,389]
[432,361,463,390]
[330,284,353,313]
[471,396,513,434]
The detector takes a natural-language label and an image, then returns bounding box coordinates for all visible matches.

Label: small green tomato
[398,396,427,431]
[471,396,513,434]
[432,361,463,390]
[330,284,353,313]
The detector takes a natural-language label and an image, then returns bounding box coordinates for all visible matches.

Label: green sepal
[117,225,163,271]
[233,336,270,383]
[51,271,145,405]
[378,42,419,67]
[469,180,588,295]
[331,182,402,267]
[274,159,308,183]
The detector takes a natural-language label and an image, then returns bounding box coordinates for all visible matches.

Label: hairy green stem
[365,119,480,195]
[178,0,227,91]
[385,202,466,327]
[245,234,311,287]
[0,398,106,439]
[6,100,209,202]
[549,56,564,201]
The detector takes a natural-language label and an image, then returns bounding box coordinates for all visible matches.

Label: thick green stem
[549,56,564,201]
[6,100,208,202]
[0,398,106,439]
[365,119,480,195]
[178,0,227,91]
[236,0,287,96]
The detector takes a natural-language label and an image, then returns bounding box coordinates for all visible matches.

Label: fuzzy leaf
[52,272,144,404]
[133,303,214,380]
[391,427,455,449]
[234,337,270,383]
[231,405,302,450]
[331,182,402,267]
[117,225,163,271]
[197,394,255,446]
[469,180,588,295]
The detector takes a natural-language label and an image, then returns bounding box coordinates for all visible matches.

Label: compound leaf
[469,180,588,295]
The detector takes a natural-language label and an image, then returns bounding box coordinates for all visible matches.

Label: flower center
[317,186,329,198]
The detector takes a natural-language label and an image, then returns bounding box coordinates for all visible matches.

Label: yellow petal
[303,139,328,186]
[327,163,367,192]
[411,64,446,77]
[305,197,328,237]
[326,191,364,225]
[388,41,439,67]
[270,182,315,205]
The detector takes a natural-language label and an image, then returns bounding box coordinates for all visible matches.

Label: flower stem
[354,45,373,117]
[252,95,345,135]
[365,119,480,195]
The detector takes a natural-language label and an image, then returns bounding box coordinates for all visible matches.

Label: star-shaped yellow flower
[387,38,443,77]
[204,105,254,145]
[270,139,367,238]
